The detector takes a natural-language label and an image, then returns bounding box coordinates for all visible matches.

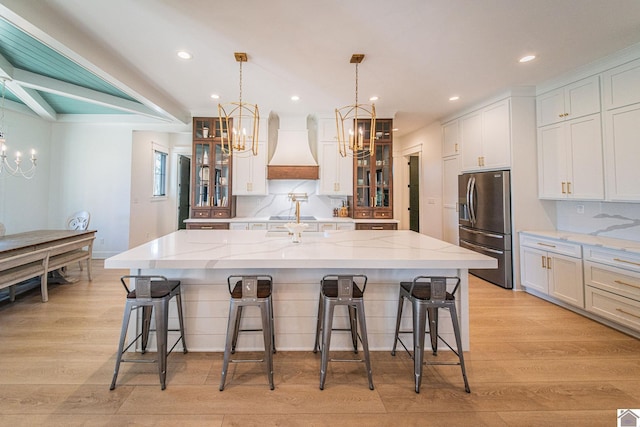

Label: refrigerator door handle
[462,228,504,239]
[462,240,504,255]
[468,176,476,225]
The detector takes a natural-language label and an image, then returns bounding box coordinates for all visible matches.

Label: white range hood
[267,114,319,180]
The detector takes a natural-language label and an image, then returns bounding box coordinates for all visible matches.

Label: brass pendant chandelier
[335,54,376,157]
[218,52,259,156]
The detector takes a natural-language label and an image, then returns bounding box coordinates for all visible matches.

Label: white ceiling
[2,0,640,136]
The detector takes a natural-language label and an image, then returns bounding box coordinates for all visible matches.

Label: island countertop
[105,229,496,270]
[104,229,495,351]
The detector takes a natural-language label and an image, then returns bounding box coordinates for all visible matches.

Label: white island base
[105,230,496,352]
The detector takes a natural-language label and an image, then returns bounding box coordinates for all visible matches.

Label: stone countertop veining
[105,229,495,270]
[520,230,640,254]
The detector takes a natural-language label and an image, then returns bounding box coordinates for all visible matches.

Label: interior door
[177,155,190,229]
[409,156,419,232]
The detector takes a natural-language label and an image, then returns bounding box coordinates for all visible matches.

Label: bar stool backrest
[227,275,272,302]
[120,275,170,303]
[337,276,353,301]
[410,276,461,302]
[322,274,368,301]
[242,276,258,301]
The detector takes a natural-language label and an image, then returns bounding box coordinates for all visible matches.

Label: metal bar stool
[220,275,275,391]
[391,276,470,393]
[313,274,374,390]
[110,275,187,390]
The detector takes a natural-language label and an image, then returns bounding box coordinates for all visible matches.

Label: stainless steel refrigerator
[458,170,512,289]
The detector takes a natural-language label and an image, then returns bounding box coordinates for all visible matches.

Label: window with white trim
[153,150,167,197]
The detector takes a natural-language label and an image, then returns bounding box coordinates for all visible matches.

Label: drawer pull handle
[537,242,556,248]
[371,226,384,230]
[201,226,213,229]
[614,280,640,290]
[616,308,640,320]
[614,258,640,267]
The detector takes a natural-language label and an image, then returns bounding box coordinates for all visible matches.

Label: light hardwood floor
[1,261,639,426]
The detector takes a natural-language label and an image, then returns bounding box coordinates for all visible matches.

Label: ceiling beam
[0,1,190,124]
[5,81,57,120]
[13,69,172,120]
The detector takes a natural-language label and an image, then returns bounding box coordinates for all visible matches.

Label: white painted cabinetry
[536,75,601,127]
[520,234,584,307]
[460,99,511,172]
[232,142,267,195]
[602,58,640,201]
[584,246,640,333]
[318,141,352,196]
[537,114,604,199]
[442,119,460,157]
[442,155,460,245]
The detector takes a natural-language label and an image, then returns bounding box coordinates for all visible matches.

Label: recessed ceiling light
[369,96,379,102]
[291,95,300,101]
[177,51,192,60]
[519,55,536,63]
[449,96,460,101]
[210,94,220,99]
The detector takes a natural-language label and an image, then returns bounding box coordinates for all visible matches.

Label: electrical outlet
[577,205,584,214]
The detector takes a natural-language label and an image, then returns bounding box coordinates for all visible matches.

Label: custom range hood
[267,113,319,180]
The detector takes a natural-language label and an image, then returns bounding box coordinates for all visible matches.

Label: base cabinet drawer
[585,286,640,332]
[187,223,229,230]
[355,222,398,231]
[584,260,640,301]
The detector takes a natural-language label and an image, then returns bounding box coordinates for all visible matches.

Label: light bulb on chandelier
[0,78,37,179]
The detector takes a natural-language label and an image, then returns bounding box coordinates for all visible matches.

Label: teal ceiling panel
[38,91,133,115]
[0,17,139,104]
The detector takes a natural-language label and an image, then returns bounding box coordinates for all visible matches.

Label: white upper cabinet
[460,98,511,172]
[602,58,640,110]
[318,140,352,196]
[232,142,267,195]
[536,75,601,127]
[442,119,460,157]
[537,113,604,200]
[604,104,640,201]
[602,58,640,201]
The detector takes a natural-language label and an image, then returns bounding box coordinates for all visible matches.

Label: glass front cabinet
[350,118,393,219]
[191,117,236,219]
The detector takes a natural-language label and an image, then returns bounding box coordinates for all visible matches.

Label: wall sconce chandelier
[218,52,259,156]
[335,54,376,158]
[0,78,37,179]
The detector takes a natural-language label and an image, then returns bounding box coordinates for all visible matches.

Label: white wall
[2,117,189,258]
[128,131,191,248]
[395,122,443,238]
[0,107,52,233]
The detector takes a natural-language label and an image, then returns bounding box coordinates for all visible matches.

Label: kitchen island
[105,229,495,351]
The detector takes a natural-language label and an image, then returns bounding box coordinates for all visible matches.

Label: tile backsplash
[235,180,347,219]
[556,201,640,242]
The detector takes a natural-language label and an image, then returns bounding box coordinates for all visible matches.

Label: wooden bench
[0,230,95,302]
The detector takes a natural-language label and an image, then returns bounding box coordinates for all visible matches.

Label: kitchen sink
[268,215,316,221]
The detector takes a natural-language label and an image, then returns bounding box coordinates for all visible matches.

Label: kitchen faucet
[288,192,308,224]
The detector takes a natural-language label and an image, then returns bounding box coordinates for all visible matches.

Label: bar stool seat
[110,275,187,390]
[313,274,373,390]
[391,276,470,393]
[220,275,275,391]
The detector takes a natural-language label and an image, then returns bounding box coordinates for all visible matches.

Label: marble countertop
[105,229,496,270]
[520,230,640,254]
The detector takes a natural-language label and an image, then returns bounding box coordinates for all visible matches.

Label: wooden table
[0,230,95,302]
